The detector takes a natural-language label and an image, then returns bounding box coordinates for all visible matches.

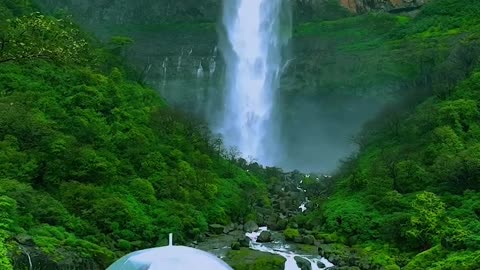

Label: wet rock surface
[209,224,226,235]
[294,256,312,270]
[244,221,259,233]
[257,231,273,243]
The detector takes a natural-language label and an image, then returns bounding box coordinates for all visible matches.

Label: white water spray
[219,0,291,164]
[246,227,333,270]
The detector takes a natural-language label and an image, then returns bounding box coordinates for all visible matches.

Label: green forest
[0,1,269,269]
[1,0,480,269]
[296,0,480,268]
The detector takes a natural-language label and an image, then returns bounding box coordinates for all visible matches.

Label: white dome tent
[107,234,233,270]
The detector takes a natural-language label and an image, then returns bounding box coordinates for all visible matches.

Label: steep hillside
[3,0,480,269]
[294,0,480,268]
[0,1,269,269]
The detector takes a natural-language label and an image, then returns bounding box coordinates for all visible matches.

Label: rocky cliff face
[36,0,349,26]
[339,0,429,13]
[36,0,429,27]
[36,0,220,25]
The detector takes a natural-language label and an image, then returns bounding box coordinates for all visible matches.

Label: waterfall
[209,46,218,76]
[197,61,205,79]
[219,0,291,165]
[177,48,184,72]
[161,57,168,90]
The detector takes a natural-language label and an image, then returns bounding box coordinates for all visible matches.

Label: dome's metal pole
[169,233,173,246]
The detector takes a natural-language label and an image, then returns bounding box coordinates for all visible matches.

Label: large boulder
[209,224,225,235]
[257,231,273,243]
[223,223,236,234]
[294,236,304,243]
[244,221,259,233]
[294,256,312,270]
[266,215,288,231]
[231,241,241,250]
[317,261,326,268]
[238,236,251,248]
[303,235,316,245]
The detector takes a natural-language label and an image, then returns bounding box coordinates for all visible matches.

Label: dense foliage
[0,1,268,268]
[3,0,480,269]
[298,0,480,268]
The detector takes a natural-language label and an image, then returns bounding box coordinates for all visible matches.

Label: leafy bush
[283,228,300,241]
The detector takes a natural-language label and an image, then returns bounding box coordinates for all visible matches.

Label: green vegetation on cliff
[3,0,480,269]
[0,1,268,268]
[291,0,480,99]
[298,0,480,269]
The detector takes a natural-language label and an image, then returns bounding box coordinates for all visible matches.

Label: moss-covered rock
[224,248,286,270]
[315,232,342,244]
[209,224,225,235]
[231,241,241,251]
[257,231,273,243]
[294,256,312,270]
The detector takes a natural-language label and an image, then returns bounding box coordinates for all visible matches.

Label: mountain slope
[0,1,268,269]
[299,0,480,268]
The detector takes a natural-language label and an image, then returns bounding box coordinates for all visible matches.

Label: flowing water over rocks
[247,227,333,270]
[195,227,333,270]
[196,226,333,270]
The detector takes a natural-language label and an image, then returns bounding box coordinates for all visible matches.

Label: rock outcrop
[244,221,259,233]
[257,231,273,243]
[36,0,429,28]
[36,0,220,25]
[209,224,225,235]
[339,0,429,13]
[294,256,312,270]
[295,0,429,17]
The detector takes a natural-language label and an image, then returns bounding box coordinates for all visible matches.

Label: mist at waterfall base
[275,94,385,173]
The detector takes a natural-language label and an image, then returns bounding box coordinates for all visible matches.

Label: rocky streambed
[247,226,333,270]
[192,172,377,270]
[194,222,333,270]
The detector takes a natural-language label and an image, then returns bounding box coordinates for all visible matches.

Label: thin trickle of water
[177,48,184,72]
[161,57,168,90]
[197,61,204,79]
[209,46,218,76]
[219,0,291,165]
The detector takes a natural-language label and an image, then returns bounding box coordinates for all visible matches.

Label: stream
[246,227,333,270]
[196,173,333,270]
[197,227,333,270]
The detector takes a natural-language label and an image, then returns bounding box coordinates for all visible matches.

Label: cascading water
[246,227,333,270]
[219,0,291,164]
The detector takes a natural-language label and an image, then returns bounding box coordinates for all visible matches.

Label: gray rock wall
[338,0,429,13]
